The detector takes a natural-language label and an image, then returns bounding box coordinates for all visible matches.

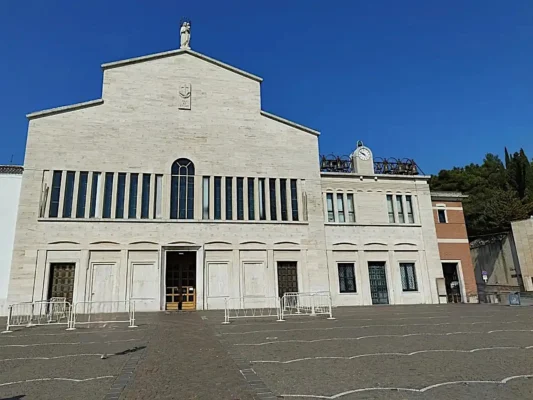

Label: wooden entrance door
[166,252,196,311]
[368,262,389,305]
[277,262,298,297]
[48,263,76,304]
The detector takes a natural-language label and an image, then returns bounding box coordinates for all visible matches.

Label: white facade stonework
[0,166,23,315]
[7,47,444,310]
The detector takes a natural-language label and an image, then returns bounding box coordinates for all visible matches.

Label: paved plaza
[1,305,533,399]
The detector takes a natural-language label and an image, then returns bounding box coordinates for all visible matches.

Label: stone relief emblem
[178,83,191,110]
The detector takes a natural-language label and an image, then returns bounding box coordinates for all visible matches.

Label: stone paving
[0,305,532,399]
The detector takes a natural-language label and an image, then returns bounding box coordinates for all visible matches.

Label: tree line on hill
[429,148,533,238]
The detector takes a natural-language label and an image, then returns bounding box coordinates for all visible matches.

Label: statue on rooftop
[180,21,191,49]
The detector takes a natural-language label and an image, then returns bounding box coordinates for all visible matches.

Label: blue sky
[1,0,532,174]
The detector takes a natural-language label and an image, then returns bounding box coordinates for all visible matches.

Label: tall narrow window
[269,178,277,220]
[290,179,298,221]
[280,178,288,221]
[386,194,395,223]
[225,177,233,220]
[438,209,447,223]
[259,178,266,220]
[49,171,62,218]
[400,263,418,291]
[203,177,210,219]
[248,178,255,220]
[405,195,415,223]
[89,172,101,218]
[338,263,356,293]
[326,193,335,222]
[115,173,126,218]
[62,171,75,218]
[102,172,114,219]
[337,193,345,223]
[237,178,244,220]
[396,195,405,223]
[347,193,355,222]
[154,174,163,219]
[170,159,195,220]
[141,174,150,219]
[213,177,221,220]
[128,173,138,219]
[76,172,88,218]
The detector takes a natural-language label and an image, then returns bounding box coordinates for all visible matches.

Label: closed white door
[91,264,115,305]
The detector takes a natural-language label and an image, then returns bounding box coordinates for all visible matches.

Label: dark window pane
[141,174,150,219]
[290,179,298,221]
[326,193,334,222]
[248,178,255,220]
[89,172,101,218]
[438,209,447,223]
[280,179,288,221]
[102,173,114,218]
[115,173,126,218]
[259,178,266,220]
[129,173,138,218]
[237,177,244,220]
[338,263,356,293]
[170,176,178,219]
[400,263,418,291]
[269,179,277,220]
[187,176,194,219]
[170,158,195,220]
[76,172,88,218]
[178,176,187,219]
[62,171,75,218]
[225,177,233,220]
[49,171,62,218]
[214,177,221,220]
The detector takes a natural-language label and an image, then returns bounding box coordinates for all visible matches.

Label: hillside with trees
[429,148,533,238]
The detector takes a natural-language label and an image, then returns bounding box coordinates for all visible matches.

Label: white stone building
[0,166,23,315]
[7,41,446,311]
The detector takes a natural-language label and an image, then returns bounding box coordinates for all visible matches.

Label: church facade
[7,40,450,311]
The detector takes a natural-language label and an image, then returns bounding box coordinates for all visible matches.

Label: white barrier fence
[281,292,335,320]
[2,298,71,333]
[68,300,137,330]
[222,292,335,324]
[223,297,282,324]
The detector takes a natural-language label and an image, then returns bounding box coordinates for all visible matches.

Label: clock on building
[358,147,371,161]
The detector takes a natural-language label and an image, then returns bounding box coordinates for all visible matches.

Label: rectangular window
[237,177,244,220]
[280,178,288,221]
[326,193,335,222]
[89,172,101,218]
[337,194,345,223]
[154,174,163,219]
[396,195,405,224]
[225,177,233,220]
[438,209,447,223]
[248,178,255,220]
[400,263,418,291]
[62,171,75,218]
[269,178,277,220]
[141,174,150,219]
[102,172,114,219]
[406,195,415,223]
[49,171,62,218]
[202,177,210,219]
[259,178,266,220]
[76,172,89,218]
[347,193,355,222]
[386,194,395,223]
[115,173,126,218]
[290,179,298,221]
[338,263,356,293]
[214,177,221,220]
[128,173,138,219]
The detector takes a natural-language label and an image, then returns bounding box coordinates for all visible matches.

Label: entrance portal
[165,251,196,311]
[442,262,462,303]
[368,262,389,305]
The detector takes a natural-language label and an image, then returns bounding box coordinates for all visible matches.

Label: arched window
[170,158,195,219]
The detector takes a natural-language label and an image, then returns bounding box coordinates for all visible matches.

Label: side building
[431,192,477,303]
[0,166,23,315]
[7,38,455,310]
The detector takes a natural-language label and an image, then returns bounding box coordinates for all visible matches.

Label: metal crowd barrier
[223,297,283,324]
[68,300,137,330]
[280,292,335,320]
[2,298,71,333]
